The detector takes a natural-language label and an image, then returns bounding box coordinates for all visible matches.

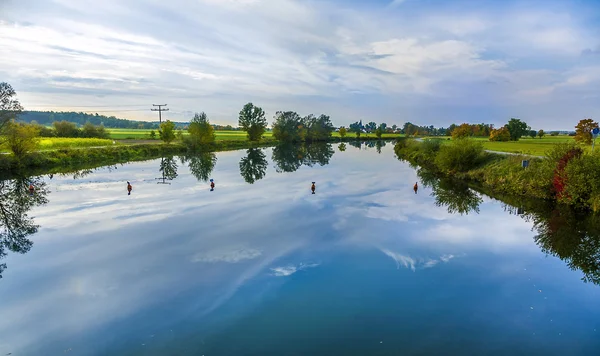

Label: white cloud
[0,0,598,127]
[271,262,320,277]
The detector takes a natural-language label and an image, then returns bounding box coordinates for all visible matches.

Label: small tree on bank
[339,127,347,138]
[238,103,267,141]
[187,112,215,148]
[5,122,39,159]
[160,120,176,144]
[574,118,598,145]
[489,127,511,142]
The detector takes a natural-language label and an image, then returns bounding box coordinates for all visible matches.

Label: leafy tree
[349,121,362,138]
[338,142,346,152]
[550,131,559,137]
[238,103,267,141]
[391,124,398,132]
[81,121,109,138]
[305,114,334,141]
[339,127,347,138]
[452,123,472,139]
[239,148,268,184]
[574,118,599,145]
[0,82,23,135]
[186,112,214,148]
[181,153,217,182]
[528,130,537,139]
[4,122,39,159]
[538,129,545,139]
[150,130,156,139]
[176,129,184,141]
[506,118,528,141]
[53,120,79,137]
[489,127,511,142]
[0,175,49,278]
[365,121,377,133]
[272,111,303,142]
[160,120,176,144]
[375,123,385,139]
[28,121,54,137]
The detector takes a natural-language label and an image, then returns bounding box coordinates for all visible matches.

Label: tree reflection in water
[417,168,483,215]
[271,143,334,173]
[239,148,268,184]
[0,175,49,279]
[500,197,600,286]
[181,152,217,183]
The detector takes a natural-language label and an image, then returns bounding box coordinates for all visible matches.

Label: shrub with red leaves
[553,147,583,200]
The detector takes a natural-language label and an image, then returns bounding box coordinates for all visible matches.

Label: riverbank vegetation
[395,137,600,212]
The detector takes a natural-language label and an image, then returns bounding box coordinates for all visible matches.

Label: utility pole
[151,104,169,131]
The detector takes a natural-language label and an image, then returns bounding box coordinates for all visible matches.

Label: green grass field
[107,128,401,140]
[425,135,576,156]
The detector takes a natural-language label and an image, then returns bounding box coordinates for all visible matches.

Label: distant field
[424,135,576,156]
[107,128,401,140]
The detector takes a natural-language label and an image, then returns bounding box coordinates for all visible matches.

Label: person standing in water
[127,181,132,195]
[210,179,215,191]
[311,182,316,194]
[413,182,418,194]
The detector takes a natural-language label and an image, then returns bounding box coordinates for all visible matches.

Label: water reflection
[271,143,334,173]
[376,140,386,154]
[338,143,346,152]
[417,168,483,215]
[157,156,178,184]
[180,152,217,182]
[239,148,268,184]
[0,176,49,279]
[493,195,600,286]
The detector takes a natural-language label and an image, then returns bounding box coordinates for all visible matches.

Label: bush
[435,138,485,172]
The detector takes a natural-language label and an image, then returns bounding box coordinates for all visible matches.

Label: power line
[151,104,169,128]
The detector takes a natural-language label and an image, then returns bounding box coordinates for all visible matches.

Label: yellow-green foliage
[38,138,115,150]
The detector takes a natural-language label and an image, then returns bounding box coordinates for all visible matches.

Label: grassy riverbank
[0,134,397,175]
[395,138,600,212]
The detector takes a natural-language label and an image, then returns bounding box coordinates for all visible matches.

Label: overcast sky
[1,0,599,129]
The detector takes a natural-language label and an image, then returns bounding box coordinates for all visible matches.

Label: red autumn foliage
[553,147,583,200]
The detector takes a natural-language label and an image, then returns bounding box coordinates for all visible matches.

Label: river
[0,141,599,355]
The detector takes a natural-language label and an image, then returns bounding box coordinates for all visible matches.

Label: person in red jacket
[127,181,132,195]
[311,182,316,194]
[413,182,418,194]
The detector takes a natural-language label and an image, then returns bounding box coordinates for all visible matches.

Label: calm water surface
[1,142,599,355]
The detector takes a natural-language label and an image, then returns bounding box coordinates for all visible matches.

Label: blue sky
[1,0,599,129]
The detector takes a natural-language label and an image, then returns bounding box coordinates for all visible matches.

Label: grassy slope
[426,135,575,156]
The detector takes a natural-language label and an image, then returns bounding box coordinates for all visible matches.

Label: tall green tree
[53,120,79,137]
[158,156,178,181]
[305,114,334,141]
[574,118,599,145]
[505,118,528,141]
[187,112,214,148]
[349,121,362,138]
[160,120,176,144]
[238,103,267,141]
[272,111,303,142]
[0,82,23,135]
[365,121,377,132]
[239,148,268,184]
[339,127,347,138]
